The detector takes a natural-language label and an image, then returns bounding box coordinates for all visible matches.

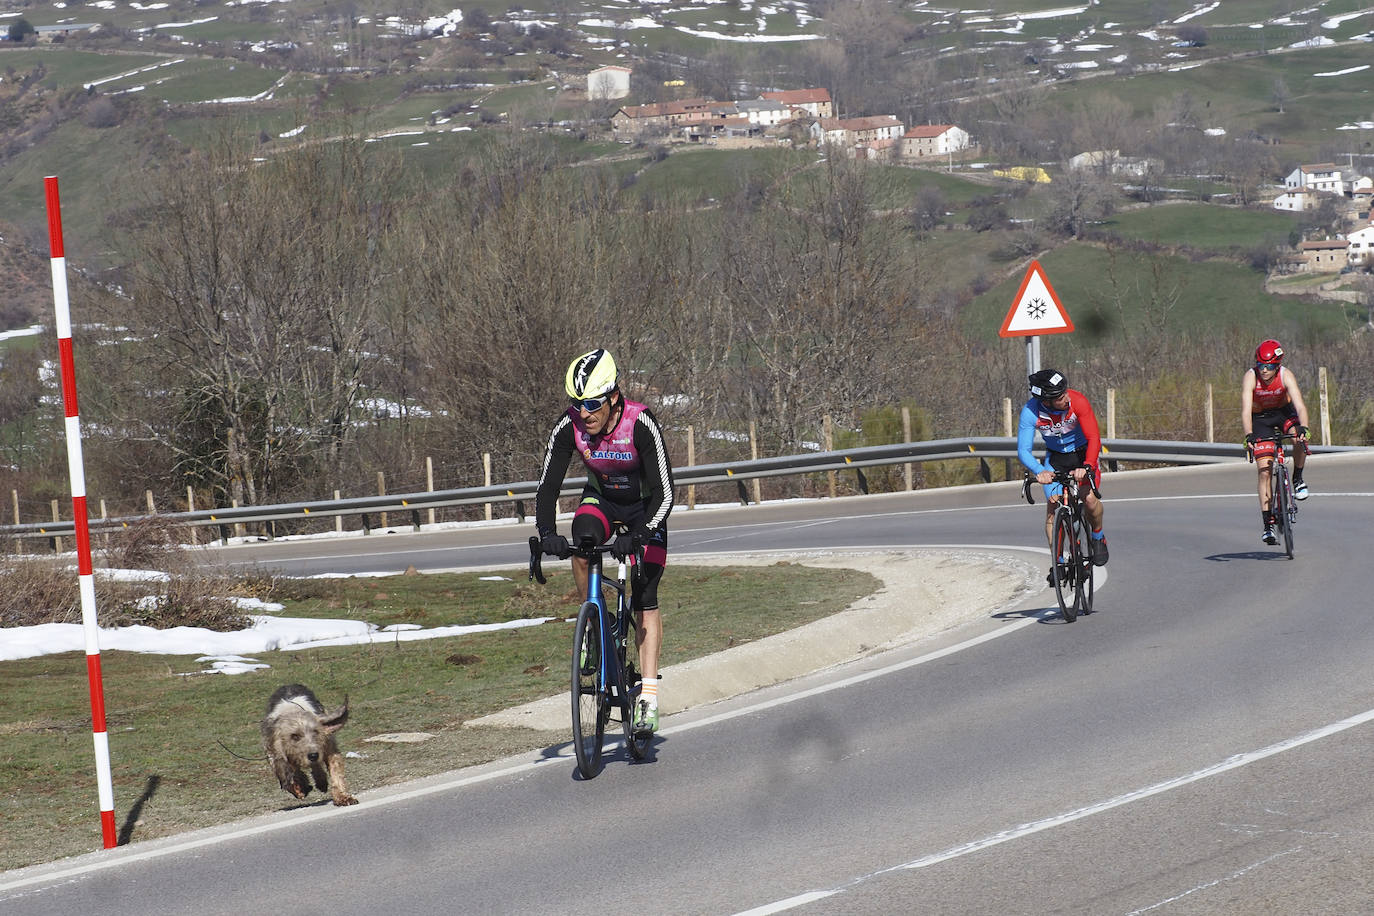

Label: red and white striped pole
[45,175,117,849]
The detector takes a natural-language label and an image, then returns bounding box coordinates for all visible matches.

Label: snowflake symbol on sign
[1026,297,1047,320]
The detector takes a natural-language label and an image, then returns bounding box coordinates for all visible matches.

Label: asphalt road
[4,455,1374,914]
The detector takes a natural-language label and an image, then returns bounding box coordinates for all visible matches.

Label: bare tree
[97,127,402,505]
[1045,166,1116,239]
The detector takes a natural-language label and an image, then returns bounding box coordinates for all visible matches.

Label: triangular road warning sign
[999,260,1074,338]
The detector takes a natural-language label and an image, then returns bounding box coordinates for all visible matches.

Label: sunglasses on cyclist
[571,395,611,412]
[1257,362,1281,371]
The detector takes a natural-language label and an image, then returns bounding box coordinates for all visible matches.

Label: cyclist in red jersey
[1241,338,1310,545]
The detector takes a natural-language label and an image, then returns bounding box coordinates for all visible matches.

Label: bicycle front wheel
[1275,462,1294,558]
[619,608,651,761]
[1051,507,1077,623]
[1075,509,1095,614]
[571,601,606,779]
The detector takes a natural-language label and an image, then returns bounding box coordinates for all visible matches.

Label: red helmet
[1255,339,1284,364]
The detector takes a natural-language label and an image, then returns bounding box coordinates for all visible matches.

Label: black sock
[1262,511,1274,526]
[1293,469,1304,483]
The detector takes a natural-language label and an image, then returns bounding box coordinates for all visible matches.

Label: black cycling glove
[540,531,570,559]
[611,530,644,561]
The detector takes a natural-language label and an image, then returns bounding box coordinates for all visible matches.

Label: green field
[1097,203,1303,250]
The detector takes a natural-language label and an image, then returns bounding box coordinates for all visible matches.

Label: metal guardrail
[5,436,1365,542]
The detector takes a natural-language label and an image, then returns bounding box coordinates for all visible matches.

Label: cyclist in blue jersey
[1018,369,1109,584]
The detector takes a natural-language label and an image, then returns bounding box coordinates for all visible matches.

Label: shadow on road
[992,606,1069,625]
[1204,551,1292,562]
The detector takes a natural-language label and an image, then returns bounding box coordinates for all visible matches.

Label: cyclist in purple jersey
[536,349,674,734]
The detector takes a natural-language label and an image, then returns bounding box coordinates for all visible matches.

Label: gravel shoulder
[465,549,1041,732]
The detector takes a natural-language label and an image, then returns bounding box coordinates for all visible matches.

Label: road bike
[529,535,651,779]
[1023,468,1100,622]
[1247,433,1306,559]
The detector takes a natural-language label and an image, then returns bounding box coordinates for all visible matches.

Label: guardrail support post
[515,499,526,523]
[411,509,421,532]
[361,513,372,535]
[855,467,869,494]
[219,524,230,547]
[736,481,750,505]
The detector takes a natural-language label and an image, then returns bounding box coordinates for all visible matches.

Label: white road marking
[734,707,1374,914]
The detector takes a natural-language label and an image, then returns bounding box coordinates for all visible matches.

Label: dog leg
[325,751,358,806]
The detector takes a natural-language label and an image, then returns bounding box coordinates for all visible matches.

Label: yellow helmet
[565,349,619,402]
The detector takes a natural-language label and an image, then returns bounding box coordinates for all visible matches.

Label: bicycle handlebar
[1022,468,1100,505]
[1245,433,1311,464]
[527,535,644,586]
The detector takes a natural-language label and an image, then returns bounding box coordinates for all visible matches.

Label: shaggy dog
[261,684,358,806]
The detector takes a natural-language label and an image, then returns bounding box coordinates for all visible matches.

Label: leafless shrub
[103,516,181,570]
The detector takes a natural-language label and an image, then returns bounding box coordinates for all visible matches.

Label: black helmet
[1028,369,1068,400]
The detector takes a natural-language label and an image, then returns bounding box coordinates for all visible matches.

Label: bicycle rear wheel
[1275,462,1294,558]
[1075,509,1095,614]
[1051,507,1078,623]
[571,601,606,779]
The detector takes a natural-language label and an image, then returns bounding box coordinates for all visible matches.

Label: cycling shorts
[570,492,667,611]
[1251,407,1299,460]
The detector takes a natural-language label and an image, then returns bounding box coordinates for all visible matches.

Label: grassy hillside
[966,242,1358,348]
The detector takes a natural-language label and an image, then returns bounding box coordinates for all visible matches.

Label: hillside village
[597,64,1374,279]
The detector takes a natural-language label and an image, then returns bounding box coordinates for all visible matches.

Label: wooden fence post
[186,485,197,545]
[145,490,155,513]
[1204,383,1214,443]
[99,498,109,551]
[51,499,61,554]
[1319,366,1331,445]
[1002,397,1014,482]
[426,457,436,526]
[902,406,914,491]
[1107,388,1117,439]
[749,421,762,504]
[483,453,492,521]
[11,489,21,556]
[686,425,696,510]
[377,472,387,528]
[823,414,835,498]
[335,490,343,533]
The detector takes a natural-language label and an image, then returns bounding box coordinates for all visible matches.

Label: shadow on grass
[118,775,161,846]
